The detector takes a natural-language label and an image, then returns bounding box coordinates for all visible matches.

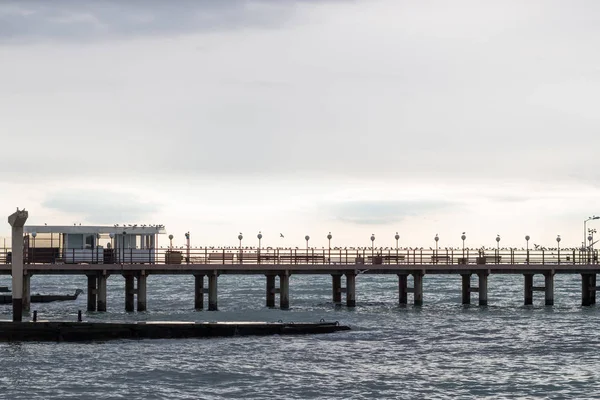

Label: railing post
[542,249,545,264]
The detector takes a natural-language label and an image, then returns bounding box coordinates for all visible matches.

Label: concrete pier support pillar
[478,272,488,306]
[208,273,218,311]
[524,273,533,305]
[97,274,107,312]
[332,274,342,304]
[413,272,423,306]
[137,274,147,312]
[461,274,471,305]
[265,275,276,308]
[8,208,28,322]
[279,273,290,310]
[87,274,97,311]
[22,274,31,312]
[582,273,593,306]
[346,272,356,307]
[398,274,408,305]
[124,275,135,312]
[194,274,204,310]
[592,274,597,305]
[544,272,554,306]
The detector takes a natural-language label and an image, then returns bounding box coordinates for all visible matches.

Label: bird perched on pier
[534,244,540,250]
[280,233,284,238]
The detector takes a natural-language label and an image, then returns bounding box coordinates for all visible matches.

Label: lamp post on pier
[584,216,599,251]
[371,234,375,258]
[327,232,332,264]
[31,231,36,264]
[556,235,561,265]
[461,232,466,260]
[434,234,439,260]
[496,235,501,263]
[168,234,173,250]
[305,235,310,263]
[525,235,530,264]
[257,231,262,264]
[395,232,400,263]
[589,229,596,264]
[185,232,190,264]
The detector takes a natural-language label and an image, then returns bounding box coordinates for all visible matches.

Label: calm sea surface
[2,273,600,399]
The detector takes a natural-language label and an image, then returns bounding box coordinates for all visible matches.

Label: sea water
[1,273,600,399]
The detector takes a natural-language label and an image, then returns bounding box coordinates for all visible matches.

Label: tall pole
[8,208,28,322]
[556,235,561,265]
[584,216,599,251]
[434,234,439,260]
[370,234,375,258]
[395,232,400,264]
[31,231,37,264]
[257,232,262,264]
[327,232,332,264]
[496,235,500,261]
[525,235,530,264]
[185,232,190,264]
[461,233,466,261]
[305,235,310,263]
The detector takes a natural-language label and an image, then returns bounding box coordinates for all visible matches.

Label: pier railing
[1,246,598,266]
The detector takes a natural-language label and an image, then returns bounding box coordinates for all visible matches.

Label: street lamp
[168,234,173,249]
[590,229,597,264]
[31,231,36,264]
[257,231,263,264]
[185,232,190,263]
[525,235,530,264]
[461,232,466,259]
[584,216,599,250]
[495,235,501,263]
[434,234,439,258]
[238,233,243,248]
[371,234,375,257]
[305,235,310,250]
[327,232,332,264]
[556,235,561,264]
[395,232,400,250]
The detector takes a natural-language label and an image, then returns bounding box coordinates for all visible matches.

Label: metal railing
[1,246,598,266]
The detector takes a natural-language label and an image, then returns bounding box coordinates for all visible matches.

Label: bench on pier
[431,255,451,263]
[207,253,235,263]
[476,256,502,264]
[279,255,326,264]
[236,254,278,263]
[367,255,406,265]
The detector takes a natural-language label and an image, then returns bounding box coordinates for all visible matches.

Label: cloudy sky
[1,0,600,249]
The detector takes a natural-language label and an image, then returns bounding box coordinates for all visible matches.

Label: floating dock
[0,320,350,342]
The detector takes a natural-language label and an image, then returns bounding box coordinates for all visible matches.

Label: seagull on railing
[280,233,284,238]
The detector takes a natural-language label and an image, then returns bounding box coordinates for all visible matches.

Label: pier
[1,221,600,313]
[2,240,600,311]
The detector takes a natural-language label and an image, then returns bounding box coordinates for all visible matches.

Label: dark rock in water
[0,321,350,342]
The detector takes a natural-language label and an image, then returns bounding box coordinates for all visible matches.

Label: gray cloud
[42,189,160,224]
[328,200,457,225]
[0,0,299,42]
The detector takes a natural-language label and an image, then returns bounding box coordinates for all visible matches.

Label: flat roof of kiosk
[23,225,166,235]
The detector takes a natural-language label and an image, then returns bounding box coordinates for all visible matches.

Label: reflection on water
[1,274,600,399]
